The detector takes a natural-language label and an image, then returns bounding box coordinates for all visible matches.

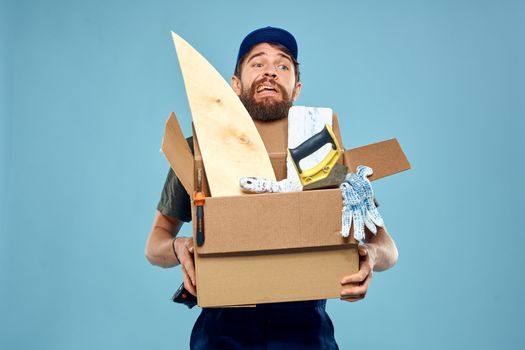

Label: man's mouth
[256,84,279,96]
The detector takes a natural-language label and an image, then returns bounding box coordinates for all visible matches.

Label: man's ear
[292,82,302,101]
[231,75,242,96]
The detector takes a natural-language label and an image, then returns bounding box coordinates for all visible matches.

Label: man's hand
[340,244,376,302]
[174,237,197,296]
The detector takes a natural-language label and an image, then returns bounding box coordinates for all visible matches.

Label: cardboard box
[162,112,410,307]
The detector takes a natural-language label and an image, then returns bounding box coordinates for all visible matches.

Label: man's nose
[264,67,277,78]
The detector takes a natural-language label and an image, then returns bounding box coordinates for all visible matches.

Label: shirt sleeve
[156,137,194,222]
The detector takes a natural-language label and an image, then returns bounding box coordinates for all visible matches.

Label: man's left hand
[340,244,376,302]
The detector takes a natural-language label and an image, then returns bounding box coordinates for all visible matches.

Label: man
[145,26,398,349]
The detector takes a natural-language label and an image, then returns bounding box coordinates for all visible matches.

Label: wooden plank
[171,32,275,197]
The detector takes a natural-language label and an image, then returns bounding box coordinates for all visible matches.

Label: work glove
[239,177,302,193]
[340,165,384,241]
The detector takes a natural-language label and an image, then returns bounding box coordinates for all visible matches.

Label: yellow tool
[288,124,348,190]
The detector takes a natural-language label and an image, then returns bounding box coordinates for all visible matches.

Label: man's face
[231,43,302,121]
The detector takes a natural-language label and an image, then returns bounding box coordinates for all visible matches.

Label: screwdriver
[194,168,205,246]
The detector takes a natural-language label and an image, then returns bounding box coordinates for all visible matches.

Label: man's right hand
[145,211,197,296]
[174,237,197,296]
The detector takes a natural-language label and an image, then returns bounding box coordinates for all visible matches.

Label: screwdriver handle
[196,205,204,246]
[194,191,205,247]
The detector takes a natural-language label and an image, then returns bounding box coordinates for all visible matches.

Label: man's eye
[277,64,290,71]
[252,63,264,68]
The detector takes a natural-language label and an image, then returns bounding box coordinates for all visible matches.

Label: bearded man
[145,26,398,350]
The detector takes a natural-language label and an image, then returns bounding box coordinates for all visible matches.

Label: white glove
[340,165,384,241]
[239,177,302,193]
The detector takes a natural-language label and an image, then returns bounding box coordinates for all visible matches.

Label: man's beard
[239,78,294,121]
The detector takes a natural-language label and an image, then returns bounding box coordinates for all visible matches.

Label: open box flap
[343,138,411,181]
[161,112,194,195]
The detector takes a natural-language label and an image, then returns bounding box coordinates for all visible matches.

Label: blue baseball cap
[236,26,298,68]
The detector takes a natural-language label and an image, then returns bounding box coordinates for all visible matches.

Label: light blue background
[1,0,524,349]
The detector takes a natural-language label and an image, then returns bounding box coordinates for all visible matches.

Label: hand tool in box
[194,169,205,247]
[288,124,348,190]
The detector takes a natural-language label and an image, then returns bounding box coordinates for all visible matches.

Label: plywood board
[171,32,275,197]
